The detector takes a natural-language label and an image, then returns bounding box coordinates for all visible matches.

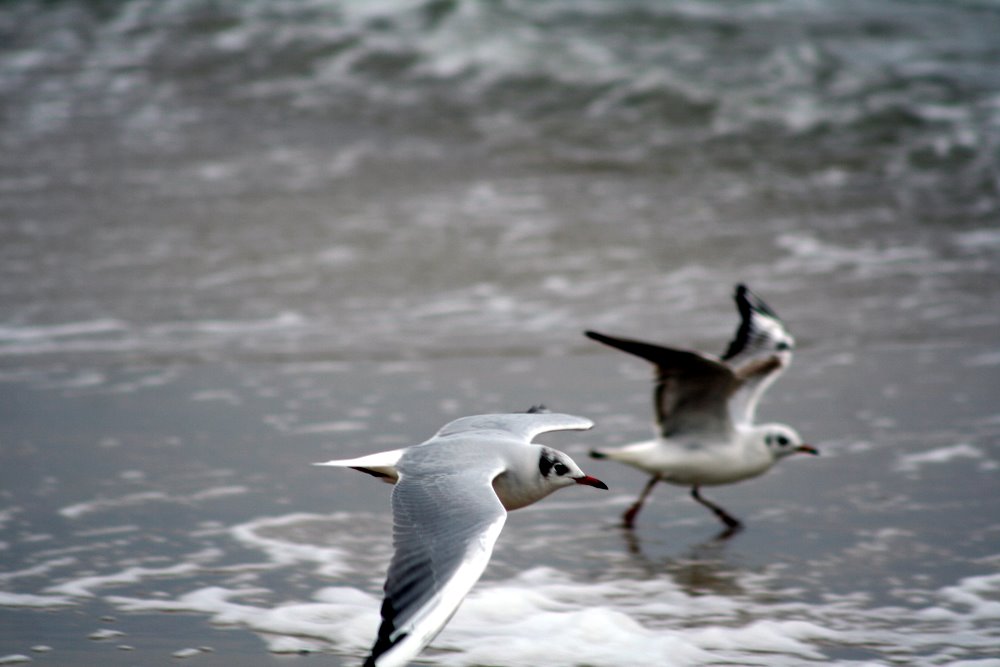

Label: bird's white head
[494,446,608,511]
[538,447,609,490]
[759,423,819,460]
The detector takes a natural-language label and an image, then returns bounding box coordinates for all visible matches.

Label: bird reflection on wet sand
[621,527,746,599]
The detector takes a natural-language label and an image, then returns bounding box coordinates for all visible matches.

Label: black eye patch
[538,452,555,477]
[539,450,571,477]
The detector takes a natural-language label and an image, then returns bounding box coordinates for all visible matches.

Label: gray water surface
[1,0,999,665]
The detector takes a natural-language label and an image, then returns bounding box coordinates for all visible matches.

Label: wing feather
[365,464,507,667]
[313,449,405,483]
[585,330,736,439]
[433,412,593,442]
[722,284,794,368]
[721,285,794,424]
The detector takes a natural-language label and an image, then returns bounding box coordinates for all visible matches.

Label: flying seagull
[586,284,817,533]
[316,411,607,667]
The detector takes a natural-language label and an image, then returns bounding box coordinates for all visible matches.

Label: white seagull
[586,284,817,533]
[315,410,608,667]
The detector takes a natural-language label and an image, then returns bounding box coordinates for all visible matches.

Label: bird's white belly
[608,438,772,486]
[659,455,768,486]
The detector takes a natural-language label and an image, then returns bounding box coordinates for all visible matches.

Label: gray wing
[721,285,794,425]
[433,412,594,442]
[365,458,507,667]
[585,330,738,439]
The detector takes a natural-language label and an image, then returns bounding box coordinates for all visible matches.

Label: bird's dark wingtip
[364,599,406,667]
[740,284,781,319]
[589,449,608,459]
[724,283,783,360]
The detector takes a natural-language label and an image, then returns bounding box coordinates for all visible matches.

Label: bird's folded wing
[365,465,507,667]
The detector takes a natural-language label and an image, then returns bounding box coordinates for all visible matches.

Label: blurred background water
[1,1,999,665]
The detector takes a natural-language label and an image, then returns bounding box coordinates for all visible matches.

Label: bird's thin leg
[622,475,660,529]
[690,485,742,531]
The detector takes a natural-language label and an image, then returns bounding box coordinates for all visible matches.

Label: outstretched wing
[365,460,507,667]
[722,284,794,367]
[721,285,794,424]
[433,412,594,442]
[585,330,737,439]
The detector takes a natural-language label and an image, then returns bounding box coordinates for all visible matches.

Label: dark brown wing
[585,330,738,439]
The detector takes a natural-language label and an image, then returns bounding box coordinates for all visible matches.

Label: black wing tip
[365,632,407,667]
[589,449,608,459]
[586,330,710,374]
[349,466,394,480]
[723,283,784,361]
[584,329,640,349]
[365,600,407,667]
[732,283,754,319]
[525,404,550,414]
[735,283,781,320]
[584,329,627,351]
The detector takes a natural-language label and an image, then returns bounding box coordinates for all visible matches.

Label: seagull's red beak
[797,444,819,455]
[574,475,609,490]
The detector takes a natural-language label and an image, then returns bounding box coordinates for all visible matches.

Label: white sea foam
[0,592,75,608]
[8,505,999,664]
[98,556,1000,666]
[188,312,305,334]
[293,421,369,434]
[894,443,990,473]
[774,233,933,277]
[0,508,17,529]
[0,557,77,583]
[171,648,204,658]
[228,514,351,578]
[45,563,201,598]
[965,351,1000,367]
[59,486,248,519]
[0,314,306,358]
[0,319,128,342]
[58,492,169,519]
[954,228,1000,250]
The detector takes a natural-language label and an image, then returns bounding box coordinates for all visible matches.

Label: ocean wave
[9,505,995,665]
[94,546,1000,665]
[1,0,998,364]
[4,0,997,154]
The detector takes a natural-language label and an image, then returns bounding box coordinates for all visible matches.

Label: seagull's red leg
[691,485,742,531]
[622,475,660,529]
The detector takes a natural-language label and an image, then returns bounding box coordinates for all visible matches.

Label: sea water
[2,0,999,665]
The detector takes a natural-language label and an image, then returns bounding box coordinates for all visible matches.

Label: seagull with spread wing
[316,410,607,667]
[586,284,817,533]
